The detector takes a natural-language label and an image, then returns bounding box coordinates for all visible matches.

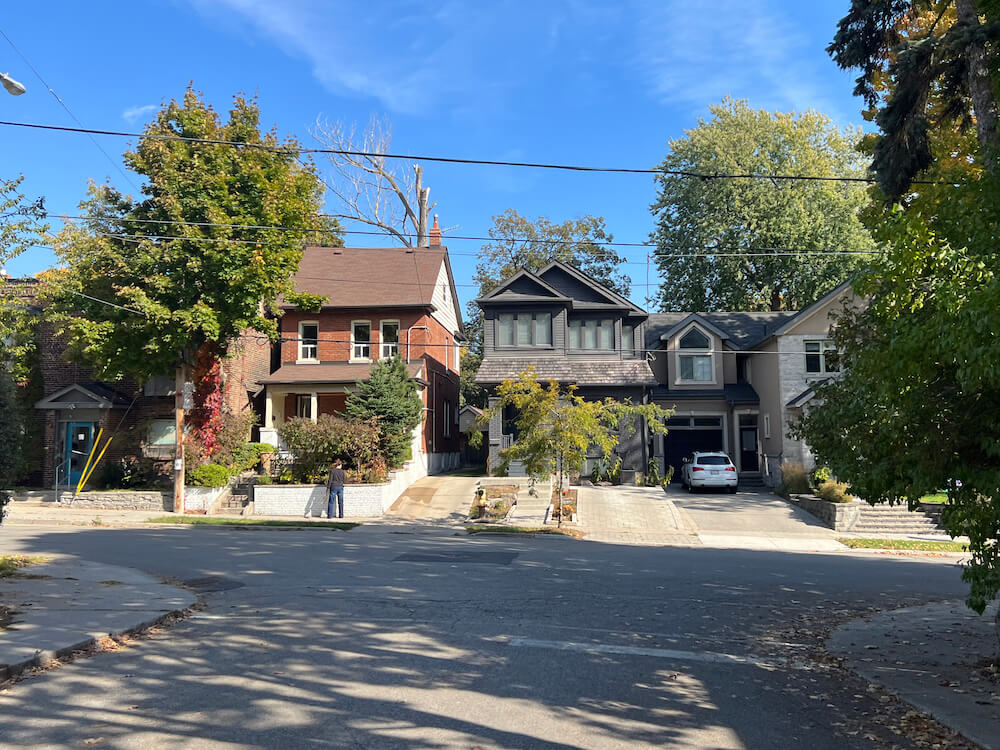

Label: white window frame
[298,321,319,362]
[454,338,461,371]
[380,320,400,359]
[351,320,372,361]
[674,324,716,385]
[295,393,317,421]
[805,340,839,374]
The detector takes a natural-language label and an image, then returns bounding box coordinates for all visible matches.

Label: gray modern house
[474,262,656,479]
[475,262,854,486]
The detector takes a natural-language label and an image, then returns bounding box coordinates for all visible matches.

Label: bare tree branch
[312,115,437,247]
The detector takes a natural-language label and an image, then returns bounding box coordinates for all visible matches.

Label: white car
[681,451,738,493]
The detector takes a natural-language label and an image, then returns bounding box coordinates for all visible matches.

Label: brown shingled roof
[261,362,426,386]
[282,246,449,309]
[474,358,657,386]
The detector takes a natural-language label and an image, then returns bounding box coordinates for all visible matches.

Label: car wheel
[687,482,695,493]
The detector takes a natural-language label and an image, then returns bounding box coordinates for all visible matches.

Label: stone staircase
[213,477,252,516]
[848,503,944,535]
[506,460,528,478]
[738,473,767,489]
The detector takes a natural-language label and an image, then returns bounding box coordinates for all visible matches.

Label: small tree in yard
[345,357,424,468]
[473,368,674,526]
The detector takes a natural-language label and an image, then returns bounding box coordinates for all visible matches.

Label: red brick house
[258,239,464,474]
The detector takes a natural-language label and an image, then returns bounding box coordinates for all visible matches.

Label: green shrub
[780,461,811,494]
[816,480,853,503]
[187,463,232,487]
[277,415,383,483]
[254,474,272,485]
[646,457,662,486]
[811,465,832,487]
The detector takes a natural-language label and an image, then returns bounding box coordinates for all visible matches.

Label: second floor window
[677,326,713,382]
[805,340,839,373]
[497,312,552,347]
[568,318,613,350]
[352,321,371,360]
[299,322,319,361]
[381,321,399,359]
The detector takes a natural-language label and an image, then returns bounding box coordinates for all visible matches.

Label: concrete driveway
[383,474,480,525]
[666,484,844,551]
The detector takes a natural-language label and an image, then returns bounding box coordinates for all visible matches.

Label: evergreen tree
[346,357,424,468]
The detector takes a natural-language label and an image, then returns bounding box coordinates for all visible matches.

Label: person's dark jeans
[327,486,344,518]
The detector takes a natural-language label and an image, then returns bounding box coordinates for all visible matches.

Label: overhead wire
[0,118,963,186]
[0,30,141,194]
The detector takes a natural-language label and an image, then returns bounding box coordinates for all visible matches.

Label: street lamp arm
[1,72,26,96]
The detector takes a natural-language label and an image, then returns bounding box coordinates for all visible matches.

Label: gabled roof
[476,268,570,304]
[536,261,646,315]
[282,246,460,320]
[657,313,732,344]
[646,311,796,351]
[786,380,829,408]
[767,281,854,339]
[35,382,132,410]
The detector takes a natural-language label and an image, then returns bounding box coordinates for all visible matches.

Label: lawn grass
[147,516,359,530]
[0,555,46,578]
[465,524,584,539]
[838,537,966,552]
[919,492,949,504]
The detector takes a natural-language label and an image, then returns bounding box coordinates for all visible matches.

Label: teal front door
[65,422,95,485]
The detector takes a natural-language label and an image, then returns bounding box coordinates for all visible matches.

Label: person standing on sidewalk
[326,460,346,519]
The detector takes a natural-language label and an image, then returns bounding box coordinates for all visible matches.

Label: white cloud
[122,104,158,123]
[630,0,845,119]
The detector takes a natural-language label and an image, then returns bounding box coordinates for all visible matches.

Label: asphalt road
[0,522,968,749]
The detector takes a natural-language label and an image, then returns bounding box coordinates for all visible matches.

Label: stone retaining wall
[58,491,173,511]
[790,494,862,531]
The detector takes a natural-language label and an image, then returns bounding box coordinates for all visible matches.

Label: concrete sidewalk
[829,600,1000,750]
[0,557,196,682]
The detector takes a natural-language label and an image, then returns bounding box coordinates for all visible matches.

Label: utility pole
[173,361,186,514]
[414,165,431,247]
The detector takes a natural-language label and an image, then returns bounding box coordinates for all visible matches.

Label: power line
[51,215,882,258]
[0,29,140,194]
[0,118,961,186]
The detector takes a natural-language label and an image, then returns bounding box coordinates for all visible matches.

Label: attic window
[679,328,710,349]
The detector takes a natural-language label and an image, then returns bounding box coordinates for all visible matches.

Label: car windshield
[696,456,730,465]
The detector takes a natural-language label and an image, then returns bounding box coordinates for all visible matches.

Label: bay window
[497,311,552,347]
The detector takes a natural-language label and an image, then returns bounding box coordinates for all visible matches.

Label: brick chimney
[429,214,442,247]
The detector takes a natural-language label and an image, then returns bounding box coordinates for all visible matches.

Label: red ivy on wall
[188,344,224,457]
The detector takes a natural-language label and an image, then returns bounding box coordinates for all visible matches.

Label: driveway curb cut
[0,605,192,685]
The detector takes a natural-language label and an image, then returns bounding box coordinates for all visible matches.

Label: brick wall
[280,306,461,459]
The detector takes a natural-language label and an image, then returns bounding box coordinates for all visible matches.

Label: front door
[65,422,95,485]
[738,414,759,472]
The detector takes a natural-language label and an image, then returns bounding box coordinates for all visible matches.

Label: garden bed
[550,488,578,523]
[469,484,518,521]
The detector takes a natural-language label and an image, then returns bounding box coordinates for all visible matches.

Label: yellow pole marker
[75,427,103,495]
[79,436,113,494]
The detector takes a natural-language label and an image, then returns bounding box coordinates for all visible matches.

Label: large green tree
[345,356,424,468]
[46,87,333,382]
[829,0,1000,199]
[795,0,1000,620]
[650,98,876,312]
[465,209,628,354]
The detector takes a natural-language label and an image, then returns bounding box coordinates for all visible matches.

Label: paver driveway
[577,485,700,546]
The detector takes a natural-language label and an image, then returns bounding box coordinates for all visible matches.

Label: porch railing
[500,434,513,451]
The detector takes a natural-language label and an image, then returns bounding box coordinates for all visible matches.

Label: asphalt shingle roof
[474,358,657,386]
[645,311,799,350]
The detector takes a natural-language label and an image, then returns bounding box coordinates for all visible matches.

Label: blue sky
[1,1,865,309]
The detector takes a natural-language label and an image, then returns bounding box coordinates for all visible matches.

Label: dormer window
[677,326,714,383]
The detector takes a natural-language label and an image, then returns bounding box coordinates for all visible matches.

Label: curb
[0,605,192,685]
